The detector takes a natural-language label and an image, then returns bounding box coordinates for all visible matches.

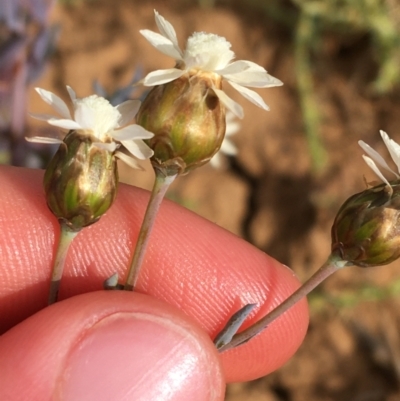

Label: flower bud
[44,130,118,231]
[331,182,400,267]
[136,71,226,175]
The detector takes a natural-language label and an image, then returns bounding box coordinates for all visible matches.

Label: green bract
[137,71,226,175]
[331,181,400,267]
[44,130,118,231]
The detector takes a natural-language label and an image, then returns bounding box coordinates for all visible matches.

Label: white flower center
[184,32,235,71]
[74,95,121,140]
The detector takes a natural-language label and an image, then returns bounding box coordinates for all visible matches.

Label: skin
[0,166,309,401]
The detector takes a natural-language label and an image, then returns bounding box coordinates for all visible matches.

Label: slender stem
[218,253,348,352]
[124,170,177,291]
[48,223,79,305]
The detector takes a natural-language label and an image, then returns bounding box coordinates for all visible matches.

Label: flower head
[139,10,283,119]
[359,130,400,192]
[43,130,119,231]
[331,180,400,267]
[329,130,400,267]
[136,74,226,175]
[27,86,154,169]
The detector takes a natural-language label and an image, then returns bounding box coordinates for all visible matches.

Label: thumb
[0,292,225,401]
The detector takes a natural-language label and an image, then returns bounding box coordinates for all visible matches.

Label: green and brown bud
[331,182,400,267]
[44,130,118,231]
[136,70,226,175]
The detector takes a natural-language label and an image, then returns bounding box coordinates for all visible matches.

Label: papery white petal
[29,112,60,122]
[35,87,72,119]
[228,81,270,111]
[47,118,82,130]
[216,60,264,75]
[213,88,244,119]
[142,68,184,86]
[224,70,283,88]
[116,100,141,127]
[154,10,182,58]
[380,130,400,174]
[115,151,144,170]
[121,139,154,160]
[218,61,283,88]
[112,124,154,141]
[140,29,183,60]
[220,139,237,156]
[93,142,118,152]
[74,102,95,130]
[25,136,63,144]
[362,155,392,186]
[66,85,76,102]
[240,60,277,73]
[358,139,398,177]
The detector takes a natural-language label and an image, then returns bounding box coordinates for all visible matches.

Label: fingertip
[0,292,225,401]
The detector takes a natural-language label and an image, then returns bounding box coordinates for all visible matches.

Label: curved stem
[124,170,177,291]
[48,223,79,305]
[218,253,348,352]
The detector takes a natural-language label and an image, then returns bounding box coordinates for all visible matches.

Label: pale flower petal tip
[25,136,63,144]
[115,151,145,171]
[93,142,119,152]
[141,11,282,113]
[142,68,185,87]
[66,85,77,101]
[359,131,400,186]
[121,139,154,160]
[35,87,72,120]
[28,85,154,169]
[154,10,182,56]
[213,88,244,119]
[362,155,391,188]
[116,99,141,127]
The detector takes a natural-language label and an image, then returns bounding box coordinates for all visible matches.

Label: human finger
[0,291,225,401]
[0,165,308,382]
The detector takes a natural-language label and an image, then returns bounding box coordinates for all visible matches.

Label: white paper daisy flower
[27,86,154,169]
[359,130,400,188]
[139,10,283,119]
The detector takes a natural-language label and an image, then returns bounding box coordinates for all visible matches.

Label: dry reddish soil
[30,1,400,400]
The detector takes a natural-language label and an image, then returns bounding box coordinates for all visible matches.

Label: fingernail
[55,312,222,401]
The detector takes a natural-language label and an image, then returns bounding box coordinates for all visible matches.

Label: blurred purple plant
[0,0,59,167]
